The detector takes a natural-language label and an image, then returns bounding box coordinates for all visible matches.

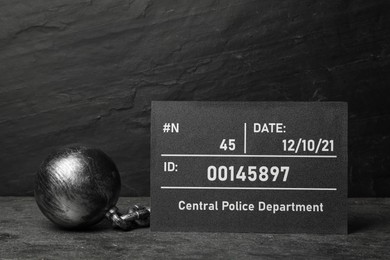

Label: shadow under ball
[34,146,121,229]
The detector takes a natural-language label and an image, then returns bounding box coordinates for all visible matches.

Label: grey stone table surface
[0,197,389,259]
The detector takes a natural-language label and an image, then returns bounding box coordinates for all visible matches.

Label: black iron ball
[34,146,121,229]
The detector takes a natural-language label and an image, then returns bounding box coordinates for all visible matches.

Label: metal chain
[105,205,151,231]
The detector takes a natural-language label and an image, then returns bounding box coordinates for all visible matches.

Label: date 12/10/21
[282,139,334,153]
[207,165,289,182]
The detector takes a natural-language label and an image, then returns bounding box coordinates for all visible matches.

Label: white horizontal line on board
[161,154,337,158]
[161,186,337,191]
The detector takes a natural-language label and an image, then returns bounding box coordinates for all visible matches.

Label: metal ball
[34,146,121,229]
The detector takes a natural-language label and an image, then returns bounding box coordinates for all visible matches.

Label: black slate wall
[0,0,389,196]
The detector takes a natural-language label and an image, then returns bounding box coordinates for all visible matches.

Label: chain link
[105,205,151,231]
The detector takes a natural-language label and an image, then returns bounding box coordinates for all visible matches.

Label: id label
[151,102,347,234]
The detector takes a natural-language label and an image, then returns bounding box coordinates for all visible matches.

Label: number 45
[220,139,236,151]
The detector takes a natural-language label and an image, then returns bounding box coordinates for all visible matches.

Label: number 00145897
[207,165,289,182]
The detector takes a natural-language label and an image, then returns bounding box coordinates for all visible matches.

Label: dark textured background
[0,0,389,197]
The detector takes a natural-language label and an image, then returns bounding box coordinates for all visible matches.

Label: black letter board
[151,102,347,234]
